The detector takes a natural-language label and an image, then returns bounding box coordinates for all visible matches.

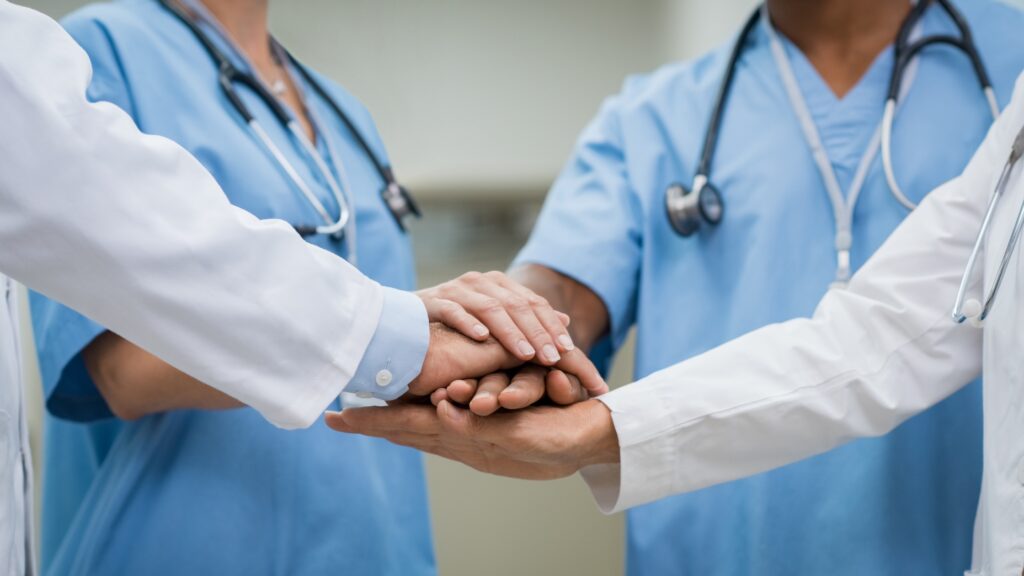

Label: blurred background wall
[21,0,755,574]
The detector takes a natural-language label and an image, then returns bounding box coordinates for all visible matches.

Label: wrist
[577,400,620,468]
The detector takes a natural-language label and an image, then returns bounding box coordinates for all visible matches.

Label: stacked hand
[325,270,620,479]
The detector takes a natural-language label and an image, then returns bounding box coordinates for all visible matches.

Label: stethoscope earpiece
[962,299,984,328]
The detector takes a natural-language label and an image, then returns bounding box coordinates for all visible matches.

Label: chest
[621,45,1015,369]
[108,36,415,287]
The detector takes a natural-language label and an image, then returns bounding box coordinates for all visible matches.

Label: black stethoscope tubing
[668,0,994,238]
[158,0,421,235]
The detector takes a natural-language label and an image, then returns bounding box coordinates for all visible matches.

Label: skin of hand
[409,323,608,399]
[434,265,612,414]
[417,271,575,366]
[430,367,587,416]
[325,398,621,480]
[84,320,605,421]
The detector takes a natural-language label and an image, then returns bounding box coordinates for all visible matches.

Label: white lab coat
[584,73,1024,575]
[0,278,32,576]
[0,3,410,574]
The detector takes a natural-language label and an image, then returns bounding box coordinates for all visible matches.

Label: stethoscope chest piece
[666,176,724,237]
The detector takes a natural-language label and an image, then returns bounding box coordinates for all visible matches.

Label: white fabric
[585,71,1024,575]
[762,5,921,284]
[0,0,390,430]
[0,2,431,572]
[0,277,31,576]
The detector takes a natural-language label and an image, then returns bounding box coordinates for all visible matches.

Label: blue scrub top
[30,1,433,574]
[516,2,1024,575]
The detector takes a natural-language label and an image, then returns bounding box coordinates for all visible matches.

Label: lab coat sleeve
[582,71,1024,514]
[28,12,141,422]
[0,2,427,429]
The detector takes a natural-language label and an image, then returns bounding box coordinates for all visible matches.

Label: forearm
[508,264,610,352]
[84,332,242,421]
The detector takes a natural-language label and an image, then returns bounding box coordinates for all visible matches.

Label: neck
[766,0,912,97]
[200,0,272,65]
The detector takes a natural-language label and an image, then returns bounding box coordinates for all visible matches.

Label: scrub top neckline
[175,0,321,146]
[764,20,896,121]
[166,0,357,259]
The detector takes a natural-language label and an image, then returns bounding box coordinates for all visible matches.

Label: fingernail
[517,340,535,357]
[543,344,560,363]
[473,324,489,337]
[558,334,575,351]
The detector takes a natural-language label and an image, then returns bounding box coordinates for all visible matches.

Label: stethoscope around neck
[666,0,997,279]
[158,0,420,239]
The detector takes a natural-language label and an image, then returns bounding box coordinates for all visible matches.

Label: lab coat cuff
[585,385,678,513]
[579,463,622,514]
[346,287,429,401]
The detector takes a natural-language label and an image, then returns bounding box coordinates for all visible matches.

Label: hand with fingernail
[429,364,598,416]
[415,268,608,413]
[404,323,607,402]
[417,271,576,367]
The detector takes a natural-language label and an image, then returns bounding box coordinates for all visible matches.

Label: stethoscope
[666,0,997,286]
[158,0,420,240]
[952,124,1024,326]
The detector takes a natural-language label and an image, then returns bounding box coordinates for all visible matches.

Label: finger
[469,372,510,416]
[498,365,546,410]
[494,274,576,354]
[437,400,480,438]
[446,286,537,361]
[374,432,443,454]
[557,312,571,327]
[324,411,353,433]
[471,282,561,366]
[327,404,441,437]
[430,388,448,407]
[545,370,588,405]
[437,400,511,445]
[423,298,489,341]
[554,349,609,396]
[445,379,479,405]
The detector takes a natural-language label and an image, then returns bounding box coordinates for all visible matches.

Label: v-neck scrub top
[515,1,1024,574]
[30,1,434,574]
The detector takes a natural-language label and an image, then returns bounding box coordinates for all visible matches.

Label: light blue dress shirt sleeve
[347,287,429,400]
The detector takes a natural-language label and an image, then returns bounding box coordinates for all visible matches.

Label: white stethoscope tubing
[952,128,1024,325]
[763,7,921,286]
[882,88,1000,211]
[288,120,352,238]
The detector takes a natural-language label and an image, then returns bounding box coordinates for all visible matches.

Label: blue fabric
[349,287,429,400]
[31,1,433,574]
[515,2,1024,574]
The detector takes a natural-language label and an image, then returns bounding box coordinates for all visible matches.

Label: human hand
[417,271,575,366]
[408,324,608,399]
[325,399,620,480]
[430,365,594,416]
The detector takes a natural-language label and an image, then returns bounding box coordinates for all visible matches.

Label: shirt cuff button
[375,369,393,388]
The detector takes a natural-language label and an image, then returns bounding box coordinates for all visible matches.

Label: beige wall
[20,1,754,575]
